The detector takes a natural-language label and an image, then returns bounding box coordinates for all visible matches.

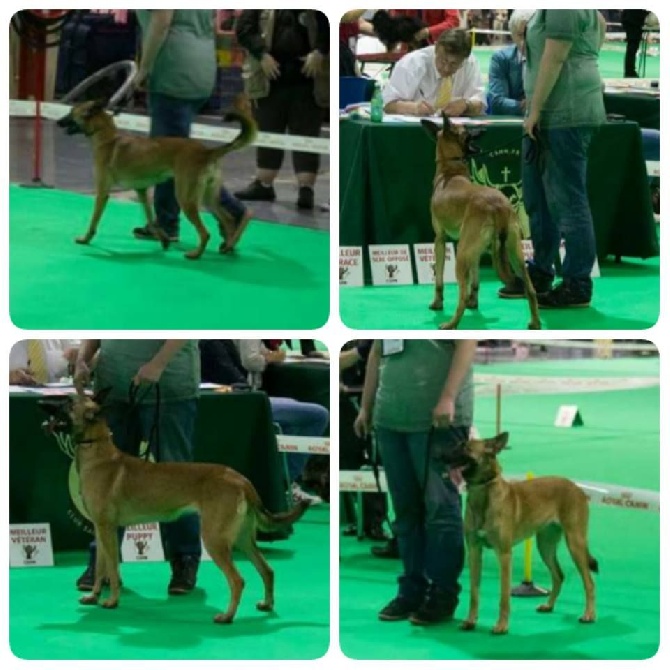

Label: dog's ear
[485,432,509,454]
[92,386,113,407]
[420,119,441,141]
[83,99,107,119]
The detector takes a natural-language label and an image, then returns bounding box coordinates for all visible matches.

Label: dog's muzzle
[57,114,83,136]
[38,398,73,435]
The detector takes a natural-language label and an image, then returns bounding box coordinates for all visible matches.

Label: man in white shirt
[9,339,79,385]
[383,29,486,117]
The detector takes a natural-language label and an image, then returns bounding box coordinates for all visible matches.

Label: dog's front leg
[79,527,106,606]
[429,233,445,311]
[136,188,170,250]
[76,179,110,245]
[96,523,121,609]
[492,547,512,634]
[460,541,483,631]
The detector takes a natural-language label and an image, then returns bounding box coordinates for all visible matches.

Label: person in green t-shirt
[131,10,251,249]
[354,339,476,625]
[73,340,202,595]
[504,10,606,310]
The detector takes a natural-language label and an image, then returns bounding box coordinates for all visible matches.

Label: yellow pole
[523,472,534,581]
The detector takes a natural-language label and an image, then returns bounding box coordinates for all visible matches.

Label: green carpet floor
[340,256,659,330]
[9,186,329,329]
[340,358,659,660]
[10,506,329,660]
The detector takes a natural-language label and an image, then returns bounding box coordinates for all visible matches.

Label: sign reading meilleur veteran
[413,242,457,285]
[10,523,54,567]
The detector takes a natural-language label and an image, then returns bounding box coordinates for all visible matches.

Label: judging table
[340,117,658,284]
[262,356,331,430]
[603,90,660,130]
[9,389,285,552]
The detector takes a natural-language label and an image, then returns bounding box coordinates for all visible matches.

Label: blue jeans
[522,127,596,286]
[87,398,201,563]
[149,93,245,235]
[270,397,329,483]
[377,425,468,604]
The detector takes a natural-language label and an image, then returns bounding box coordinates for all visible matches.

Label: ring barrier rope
[276,436,330,455]
[60,60,138,109]
[339,469,659,513]
[513,340,658,352]
[9,99,330,155]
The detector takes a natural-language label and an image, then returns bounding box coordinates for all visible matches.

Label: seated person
[389,9,460,46]
[488,9,536,115]
[382,29,486,117]
[10,339,79,385]
[199,340,329,505]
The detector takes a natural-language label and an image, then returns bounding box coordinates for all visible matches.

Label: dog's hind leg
[236,521,275,612]
[506,226,541,329]
[535,524,564,613]
[179,201,211,260]
[439,252,470,330]
[79,526,107,606]
[466,262,480,310]
[563,518,597,623]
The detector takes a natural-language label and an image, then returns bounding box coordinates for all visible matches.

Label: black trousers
[255,81,323,174]
[622,10,649,76]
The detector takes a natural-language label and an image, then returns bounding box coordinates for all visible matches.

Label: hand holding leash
[301,50,324,78]
[432,396,455,427]
[74,360,91,396]
[133,359,165,386]
[523,108,540,140]
[354,409,371,438]
[261,53,280,80]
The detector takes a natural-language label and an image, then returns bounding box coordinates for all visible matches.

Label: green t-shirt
[94,340,200,403]
[524,10,606,128]
[373,340,474,432]
[136,10,217,100]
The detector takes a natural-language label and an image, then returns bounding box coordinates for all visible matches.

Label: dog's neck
[76,419,114,451]
[86,113,118,145]
[434,151,469,188]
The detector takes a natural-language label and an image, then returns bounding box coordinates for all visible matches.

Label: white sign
[413,242,457,285]
[276,435,330,455]
[10,524,54,567]
[469,426,480,439]
[121,523,165,563]
[554,405,584,428]
[369,244,413,286]
[523,240,600,278]
[339,247,364,287]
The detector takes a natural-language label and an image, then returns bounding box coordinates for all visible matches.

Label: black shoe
[498,263,554,299]
[651,185,660,215]
[371,537,399,559]
[378,596,420,621]
[168,555,200,595]
[297,186,314,210]
[133,225,178,243]
[409,593,458,626]
[76,564,122,592]
[497,276,526,299]
[234,179,276,202]
[538,280,591,309]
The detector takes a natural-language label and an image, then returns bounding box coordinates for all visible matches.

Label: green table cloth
[604,91,660,130]
[340,118,657,284]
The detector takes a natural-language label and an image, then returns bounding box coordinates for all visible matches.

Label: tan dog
[39,389,309,624]
[451,432,597,634]
[57,97,257,259]
[421,115,541,330]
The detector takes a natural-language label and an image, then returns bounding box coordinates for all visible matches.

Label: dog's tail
[588,554,599,574]
[208,109,258,162]
[244,481,310,532]
[491,210,516,285]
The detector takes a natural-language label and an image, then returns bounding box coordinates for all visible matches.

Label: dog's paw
[184,249,204,260]
[75,236,91,245]
[101,599,118,609]
[579,613,596,624]
[460,620,476,631]
[214,612,234,624]
[438,321,457,330]
[528,321,542,330]
[491,623,509,635]
[466,299,479,310]
[429,300,443,311]
[536,604,554,614]
[79,594,99,606]
[256,601,274,612]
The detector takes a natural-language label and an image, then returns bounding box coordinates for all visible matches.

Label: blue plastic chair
[340,76,375,110]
